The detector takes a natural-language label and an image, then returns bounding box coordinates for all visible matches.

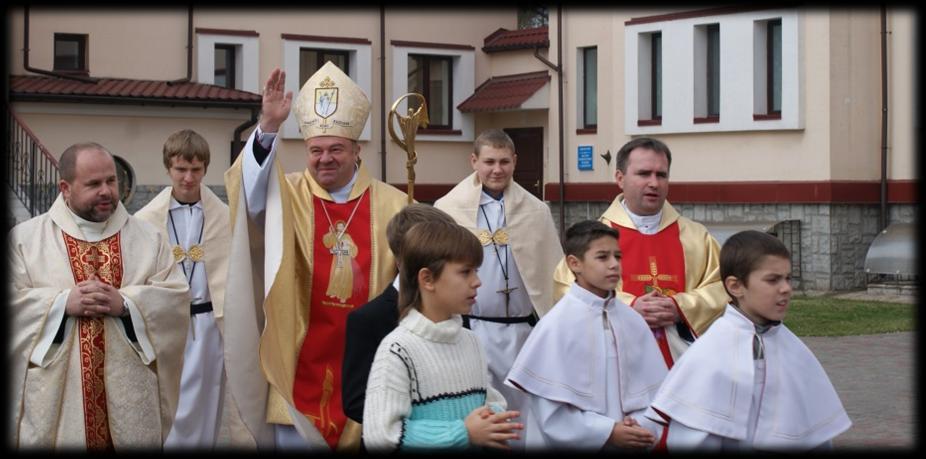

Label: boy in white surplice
[644,230,851,451]
[506,220,667,451]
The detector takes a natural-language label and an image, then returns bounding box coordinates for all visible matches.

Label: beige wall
[554,8,917,184]
[12,103,250,186]
[889,10,916,180]
[828,9,883,181]
[9,7,914,189]
[9,8,189,81]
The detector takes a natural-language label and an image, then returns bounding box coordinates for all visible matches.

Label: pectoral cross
[497,283,519,317]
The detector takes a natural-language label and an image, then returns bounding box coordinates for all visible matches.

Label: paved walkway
[802,332,915,451]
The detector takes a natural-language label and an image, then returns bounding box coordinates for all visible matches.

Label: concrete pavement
[802,332,916,451]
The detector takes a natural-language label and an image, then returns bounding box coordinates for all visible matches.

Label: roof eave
[10,93,261,110]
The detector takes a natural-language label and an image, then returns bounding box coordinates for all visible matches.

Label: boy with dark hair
[646,230,851,451]
[507,220,667,451]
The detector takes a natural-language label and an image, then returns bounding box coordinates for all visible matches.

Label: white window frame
[281,38,372,141]
[196,33,259,93]
[391,44,475,142]
[624,9,802,134]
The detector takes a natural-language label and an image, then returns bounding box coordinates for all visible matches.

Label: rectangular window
[767,19,782,114]
[754,18,782,119]
[583,47,598,128]
[299,49,350,88]
[707,24,720,116]
[214,44,236,89]
[652,32,662,119]
[408,54,453,129]
[637,31,661,125]
[53,33,88,74]
[694,24,720,122]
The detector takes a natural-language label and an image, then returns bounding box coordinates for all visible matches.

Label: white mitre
[293,61,371,141]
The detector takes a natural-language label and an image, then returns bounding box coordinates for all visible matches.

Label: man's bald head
[57,142,119,222]
[59,142,113,183]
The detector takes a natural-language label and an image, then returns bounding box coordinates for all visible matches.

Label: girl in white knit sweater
[362,220,522,451]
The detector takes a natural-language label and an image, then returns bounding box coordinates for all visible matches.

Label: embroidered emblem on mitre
[294,61,371,141]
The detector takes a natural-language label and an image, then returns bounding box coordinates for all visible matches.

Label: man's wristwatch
[120,301,130,318]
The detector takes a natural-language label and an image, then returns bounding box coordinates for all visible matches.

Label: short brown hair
[473,129,515,156]
[615,137,672,173]
[163,129,210,169]
[564,220,619,261]
[386,203,455,257]
[720,230,792,304]
[398,220,483,317]
[59,142,112,182]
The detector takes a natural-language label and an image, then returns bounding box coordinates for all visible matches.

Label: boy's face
[567,235,622,298]
[725,255,793,325]
[168,156,206,203]
[426,261,482,317]
[471,146,516,194]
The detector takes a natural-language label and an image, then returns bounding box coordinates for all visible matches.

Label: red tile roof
[457,71,549,113]
[482,26,549,52]
[9,75,261,107]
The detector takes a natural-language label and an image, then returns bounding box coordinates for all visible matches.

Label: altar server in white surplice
[507,221,667,452]
[136,129,253,449]
[434,129,561,450]
[644,230,851,451]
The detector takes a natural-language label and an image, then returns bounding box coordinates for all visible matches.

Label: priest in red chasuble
[223,63,407,451]
[553,137,727,369]
[9,143,190,450]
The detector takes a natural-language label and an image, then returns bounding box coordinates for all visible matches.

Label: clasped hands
[65,274,126,318]
[632,289,679,328]
[469,407,523,450]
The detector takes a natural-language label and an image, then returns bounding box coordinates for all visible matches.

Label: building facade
[5,6,917,291]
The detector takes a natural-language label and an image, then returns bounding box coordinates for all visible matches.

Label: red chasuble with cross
[294,192,372,449]
[62,232,121,451]
[612,221,687,368]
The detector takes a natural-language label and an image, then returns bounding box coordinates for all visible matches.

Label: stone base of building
[549,201,917,292]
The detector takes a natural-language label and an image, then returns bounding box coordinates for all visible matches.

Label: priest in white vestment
[9,142,189,451]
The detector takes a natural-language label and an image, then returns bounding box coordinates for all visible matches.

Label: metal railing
[7,107,59,217]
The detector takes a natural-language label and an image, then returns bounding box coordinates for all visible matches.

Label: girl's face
[725,255,793,325]
[420,260,481,321]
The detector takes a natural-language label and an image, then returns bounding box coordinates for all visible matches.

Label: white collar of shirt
[621,199,662,235]
[169,197,203,211]
[67,205,108,242]
[568,282,615,311]
[328,168,359,203]
[392,274,400,290]
[479,189,505,206]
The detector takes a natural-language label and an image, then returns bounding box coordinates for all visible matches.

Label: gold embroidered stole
[62,231,122,451]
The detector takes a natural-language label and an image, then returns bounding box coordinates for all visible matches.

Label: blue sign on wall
[577,145,594,171]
